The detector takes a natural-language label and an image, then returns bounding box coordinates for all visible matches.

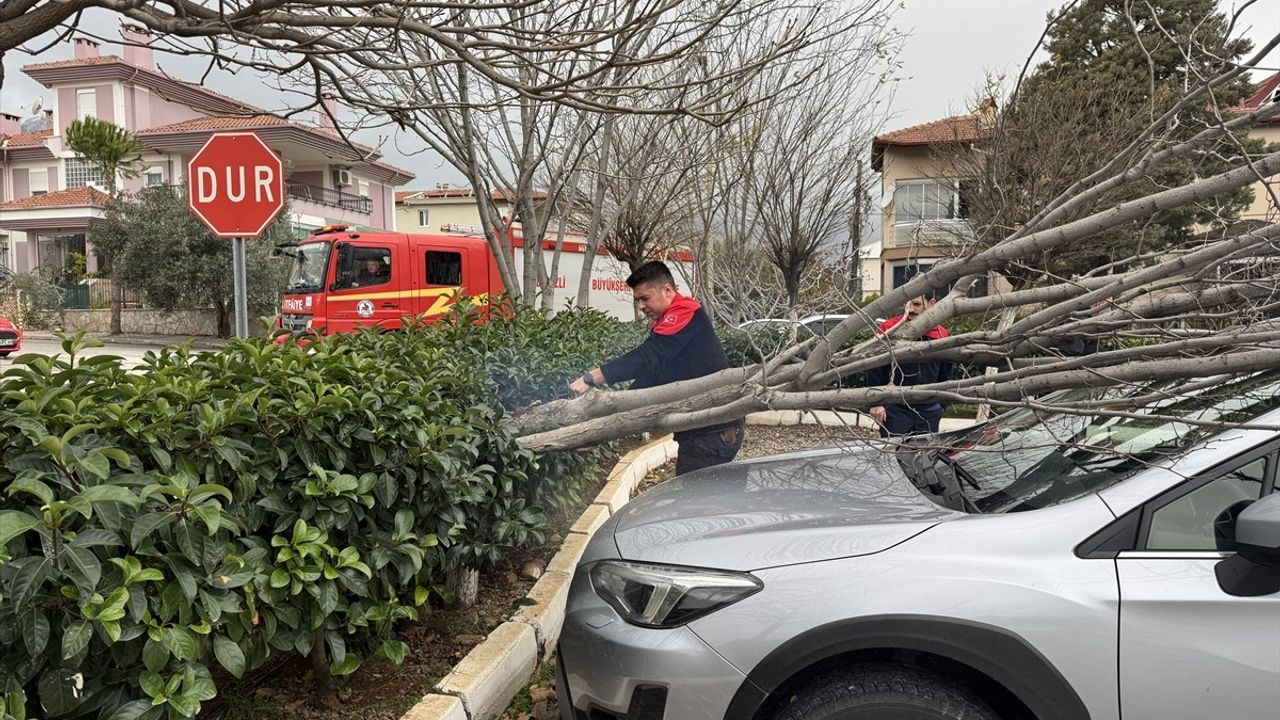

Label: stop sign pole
[187,132,285,339]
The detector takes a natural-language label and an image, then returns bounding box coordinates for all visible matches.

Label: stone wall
[60,309,273,337]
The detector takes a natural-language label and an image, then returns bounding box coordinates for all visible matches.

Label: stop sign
[187,132,285,238]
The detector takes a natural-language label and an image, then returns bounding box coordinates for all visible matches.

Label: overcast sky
[2,1,1277,188]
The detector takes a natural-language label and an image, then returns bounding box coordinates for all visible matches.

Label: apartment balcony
[890,219,975,250]
[286,181,371,214]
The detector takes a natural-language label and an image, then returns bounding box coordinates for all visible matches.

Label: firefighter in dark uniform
[867,295,952,437]
[570,261,743,475]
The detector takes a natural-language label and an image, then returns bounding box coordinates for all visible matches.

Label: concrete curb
[398,434,677,720]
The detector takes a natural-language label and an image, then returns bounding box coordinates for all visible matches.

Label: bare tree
[4,1,894,303]
[749,81,879,321]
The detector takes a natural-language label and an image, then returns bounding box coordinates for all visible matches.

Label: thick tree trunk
[310,627,332,696]
[518,348,1280,451]
[446,566,479,608]
[216,301,231,338]
[110,288,123,335]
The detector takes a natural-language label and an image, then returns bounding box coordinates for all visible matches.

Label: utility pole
[848,158,866,298]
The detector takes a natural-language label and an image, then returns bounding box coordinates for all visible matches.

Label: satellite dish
[30,97,43,115]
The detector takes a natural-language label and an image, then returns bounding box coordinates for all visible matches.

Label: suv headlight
[589,560,762,628]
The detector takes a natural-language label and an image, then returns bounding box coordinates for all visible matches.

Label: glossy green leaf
[61,621,92,660]
[104,699,157,720]
[142,638,169,674]
[212,635,246,679]
[37,669,85,717]
[0,511,38,545]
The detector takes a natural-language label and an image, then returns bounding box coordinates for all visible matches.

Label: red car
[0,317,22,357]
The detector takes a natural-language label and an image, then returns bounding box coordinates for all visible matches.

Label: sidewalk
[22,331,230,350]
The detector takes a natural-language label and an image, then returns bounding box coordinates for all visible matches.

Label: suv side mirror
[1235,493,1280,564]
[1215,493,1280,597]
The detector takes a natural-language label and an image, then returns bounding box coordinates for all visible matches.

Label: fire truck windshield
[284,241,331,293]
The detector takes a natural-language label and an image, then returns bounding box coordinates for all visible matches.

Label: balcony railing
[287,181,371,214]
[892,219,974,249]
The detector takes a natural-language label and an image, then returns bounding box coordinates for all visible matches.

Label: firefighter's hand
[870,406,886,424]
[569,378,591,395]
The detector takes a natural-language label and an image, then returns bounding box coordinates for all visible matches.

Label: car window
[426,251,462,286]
[334,246,392,290]
[954,372,1280,514]
[1146,457,1267,551]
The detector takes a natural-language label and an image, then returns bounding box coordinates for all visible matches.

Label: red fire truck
[276,224,503,335]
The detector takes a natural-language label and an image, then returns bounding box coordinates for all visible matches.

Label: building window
[76,89,97,120]
[29,169,48,196]
[145,167,164,186]
[426,251,462,285]
[893,179,966,224]
[65,158,104,188]
[891,260,933,288]
[890,260,988,298]
[417,209,430,227]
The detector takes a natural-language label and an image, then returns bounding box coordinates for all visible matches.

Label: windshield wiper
[897,445,981,514]
[932,451,982,514]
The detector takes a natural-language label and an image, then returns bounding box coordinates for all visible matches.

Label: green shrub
[0,309,619,719]
[9,273,63,330]
[430,301,647,408]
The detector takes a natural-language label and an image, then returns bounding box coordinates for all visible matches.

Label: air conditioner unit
[333,168,352,187]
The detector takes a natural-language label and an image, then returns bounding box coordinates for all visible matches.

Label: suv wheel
[771,663,1001,720]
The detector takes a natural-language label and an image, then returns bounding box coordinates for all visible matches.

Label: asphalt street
[3,337,169,371]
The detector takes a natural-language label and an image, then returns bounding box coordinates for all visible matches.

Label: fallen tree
[515,19,1280,451]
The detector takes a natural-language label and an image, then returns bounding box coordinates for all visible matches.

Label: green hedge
[0,306,630,720]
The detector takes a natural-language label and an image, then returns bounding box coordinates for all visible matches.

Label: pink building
[0,25,414,276]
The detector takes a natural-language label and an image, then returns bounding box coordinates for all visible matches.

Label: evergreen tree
[94,186,291,337]
[955,0,1260,284]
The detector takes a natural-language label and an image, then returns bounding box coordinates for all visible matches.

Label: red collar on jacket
[653,293,701,336]
[878,314,949,340]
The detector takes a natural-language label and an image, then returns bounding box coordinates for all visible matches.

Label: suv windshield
[942,372,1280,514]
[283,241,331,294]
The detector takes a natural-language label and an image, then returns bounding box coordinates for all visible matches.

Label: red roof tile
[0,186,111,210]
[871,113,993,171]
[136,114,293,134]
[0,129,52,147]
[137,114,382,155]
[21,54,123,71]
[1238,71,1280,119]
[874,114,990,147]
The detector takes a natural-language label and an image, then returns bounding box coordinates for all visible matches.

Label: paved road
[3,337,167,370]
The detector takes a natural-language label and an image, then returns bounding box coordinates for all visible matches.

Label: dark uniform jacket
[601,294,732,439]
[866,314,952,409]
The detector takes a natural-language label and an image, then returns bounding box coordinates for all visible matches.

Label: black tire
[771,664,1001,720]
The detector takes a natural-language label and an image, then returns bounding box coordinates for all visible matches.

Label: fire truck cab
[277,225,504,335]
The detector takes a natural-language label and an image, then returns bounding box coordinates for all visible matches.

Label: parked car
[0,316,22,357]
[736,314,852,338]
[557,373,1280,720]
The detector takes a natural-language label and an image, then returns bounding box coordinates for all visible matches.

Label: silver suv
[557,373,1280,720]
